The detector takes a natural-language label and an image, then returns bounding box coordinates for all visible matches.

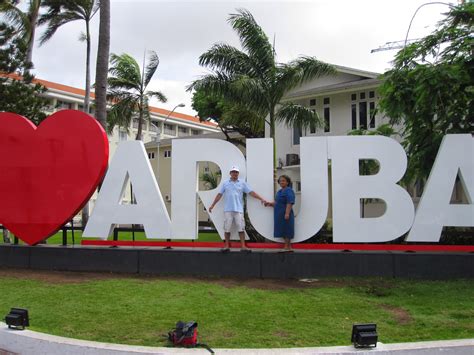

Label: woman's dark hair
[278,174,292,187]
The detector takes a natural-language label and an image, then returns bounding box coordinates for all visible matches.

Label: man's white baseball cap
[230,165,240,172]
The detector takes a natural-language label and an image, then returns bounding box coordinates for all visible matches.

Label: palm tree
[189,8,336,170]
[94,0,110,130]
[39,0,99,114]
[106,51,167,140]
[0,0,41,66]
[201,170,221,190]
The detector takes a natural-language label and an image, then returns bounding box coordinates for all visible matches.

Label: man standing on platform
[208,165,267,253]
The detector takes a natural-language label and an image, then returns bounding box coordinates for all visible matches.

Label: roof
[0,73,217,129]
[144,131,244,149]
[284,78,382,101]
[332,64,380,79]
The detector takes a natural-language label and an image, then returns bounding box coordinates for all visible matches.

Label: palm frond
[147,90,167,103]
[199,43,251,76]
[228,8,274,77]
[200,171,221,190]
[106,95,137,133]
[39,11,81,44]
[108,53,142,87]
[276,102,324,130]
[188,72,233,97]
[0,2,30,42]
[143,50,159,88]
[275,57,336,99]
[107,77,140,92]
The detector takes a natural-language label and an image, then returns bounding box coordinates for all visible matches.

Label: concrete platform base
[0,244,472,279]
[0,323,472,355]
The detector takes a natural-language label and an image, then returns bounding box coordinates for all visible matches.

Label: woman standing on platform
[266,175,295,252]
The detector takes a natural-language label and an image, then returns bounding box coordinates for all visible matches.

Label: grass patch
[1,231,222,245]
[0,273,472,348]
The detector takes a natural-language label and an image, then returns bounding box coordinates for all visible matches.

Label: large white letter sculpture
[83,134,471,244]
[171,139,247,240]
[247,138,329,242]
[328,136,415,242]
[407,134,473,242]
[83,141,171,239]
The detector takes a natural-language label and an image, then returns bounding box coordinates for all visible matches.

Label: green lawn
[0,274,472,348]
[2,231,222,245]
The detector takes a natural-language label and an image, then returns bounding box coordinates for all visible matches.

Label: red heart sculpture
[0,110,109,245]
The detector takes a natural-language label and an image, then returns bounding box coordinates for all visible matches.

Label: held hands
[209,205,214,213]
[264,201,275,207]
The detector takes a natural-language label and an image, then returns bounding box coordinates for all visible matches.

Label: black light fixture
[5,308,29,330]
[351,323,378,348]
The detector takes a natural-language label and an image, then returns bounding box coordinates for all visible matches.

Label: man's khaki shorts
[224,211,245,233]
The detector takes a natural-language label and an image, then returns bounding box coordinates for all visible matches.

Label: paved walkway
[0,323,473,355]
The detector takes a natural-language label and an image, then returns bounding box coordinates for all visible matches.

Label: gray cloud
[29,0,453,115]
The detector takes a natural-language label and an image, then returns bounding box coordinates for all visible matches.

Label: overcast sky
[27,0,454,116]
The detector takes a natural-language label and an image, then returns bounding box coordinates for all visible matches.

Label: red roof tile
[1,73,217,128]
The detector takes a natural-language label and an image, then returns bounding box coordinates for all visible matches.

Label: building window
[132,118,139,129]
[323,97,330,133]
[324,107,330,133]
[149,122,159,132]
[310,109,316,134]
[309,98,316,106]
[293,126,302,145]
[351,104,357,130]
[351,94,357,101]
[295,181,301,192]
[57,100,72,109]
[191,129,200,135]
[119,130,127,141]
[351,91,376,130]
[78,104,84,111]
[178,126,188,137]
[369,102,376,128]
[204,166,210,173]
[164,123,175,136]
[148,152,155,159]
[164,150,171,158]
[359,101,367,129]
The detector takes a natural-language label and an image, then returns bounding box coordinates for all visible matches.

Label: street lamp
[161,103,185,249]
[161,103,185,138]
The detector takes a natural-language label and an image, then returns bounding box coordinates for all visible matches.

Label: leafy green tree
[39,0,99,115]
[189,8,335,169]
[379,2,473,183]
[0,0,41,66]
[0,23,49,125]
[106,51,167,140]
[191,88,263,147]
[94,0,110,130]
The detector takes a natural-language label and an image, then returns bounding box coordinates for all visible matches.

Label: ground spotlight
[5,308,29,330]
[351,323,377,348]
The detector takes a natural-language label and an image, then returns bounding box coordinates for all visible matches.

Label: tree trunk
[269,109,277,192]
[94,0,110,130]
[136,106,143,140]
[25,1,40,68]
[81,21,93,227]
[84,20,91,114]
